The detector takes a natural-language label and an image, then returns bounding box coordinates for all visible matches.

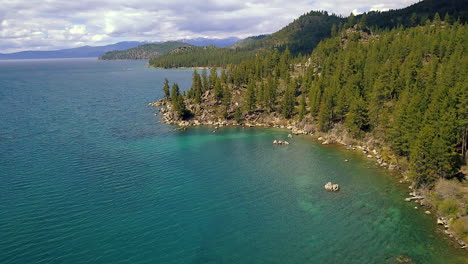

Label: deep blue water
[0,58,466,264]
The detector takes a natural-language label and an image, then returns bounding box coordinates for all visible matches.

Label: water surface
[0,59,466,264]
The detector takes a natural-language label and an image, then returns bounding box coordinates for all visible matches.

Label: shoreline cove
[151,98,468,250]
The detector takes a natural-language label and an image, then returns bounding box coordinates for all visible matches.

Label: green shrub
[451,217,468,243]
[438,198,459,217]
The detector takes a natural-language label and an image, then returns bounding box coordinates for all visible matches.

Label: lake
[0,58,466,263]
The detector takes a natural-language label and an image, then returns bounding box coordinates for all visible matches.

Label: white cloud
[0,0,420,53]
[91,34,106,42]
[352,9,362,15]
[370,4,390,12]
[69,25,86,35]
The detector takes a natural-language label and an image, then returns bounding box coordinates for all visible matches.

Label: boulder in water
[324,182,340,192]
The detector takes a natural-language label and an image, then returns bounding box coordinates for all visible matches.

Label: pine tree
[433,12,441,26]
[234,107,242,123]
[443,13,453,24]
[190,70,203,104]
[282,80,296,119]
[265,76,277,112]
[409,124,438,186]
[257,81,265,109]
[201,69,209,91]
[170,83,187,119]
[298,92,307,121]
[214,79,224,102]
[345,96,369,137]
[317,87,334,131]
[359,13,367,27]
[331,24,338,37]
[220,69,228,84]
[222,84,232,107]
[209,68,218,88]
[245,80,256,112]
[345,13,356,28]
[410,13,418,26]
[162,78,170,99]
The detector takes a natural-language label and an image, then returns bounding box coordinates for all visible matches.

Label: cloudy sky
[0,0,419,53]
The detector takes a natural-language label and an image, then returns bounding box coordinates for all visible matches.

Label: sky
[0,0,420,53]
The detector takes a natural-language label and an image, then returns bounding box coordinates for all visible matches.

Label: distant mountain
[229,35,269,49]
[178,37,241,48]
[0,37,241,60]
[0,41,149,60]
[99,42,194,60]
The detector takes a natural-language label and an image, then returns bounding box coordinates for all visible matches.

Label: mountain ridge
[0,37,242,60]
[149,0,468,68]
[99,41,194,60]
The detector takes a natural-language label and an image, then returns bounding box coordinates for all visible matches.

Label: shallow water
[0,59,466,264]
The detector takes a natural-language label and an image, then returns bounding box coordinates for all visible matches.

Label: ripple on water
[0,60,467,264]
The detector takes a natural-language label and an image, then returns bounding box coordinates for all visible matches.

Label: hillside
[150,0,468,68]
[239,11,342,55]
[0,41,146,60]
[157,19,468,245]
[150,11,342,68]
[229,35,269,49]
[361,0,468,28]
[178,37,241,47]
[99,41,193,60]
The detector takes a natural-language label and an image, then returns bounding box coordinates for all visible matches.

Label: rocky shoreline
[149,98,467,249]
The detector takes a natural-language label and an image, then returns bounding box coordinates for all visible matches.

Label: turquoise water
[0,59,466,264]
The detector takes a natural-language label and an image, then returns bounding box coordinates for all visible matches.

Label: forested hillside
[150,0,467,68]
[168,18,467,188]
[99,42,192,60]
[361,0,467,29]
[303,20,466,186]
[150,11,341,68]
[149,45,257,68]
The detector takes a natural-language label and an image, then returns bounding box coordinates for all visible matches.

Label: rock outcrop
[324,182,340,192]
[273,140,289,145]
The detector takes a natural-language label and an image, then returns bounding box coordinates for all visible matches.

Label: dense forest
[150,0,467,68]
[168,17,467,188]
[150,45,257,68]
[99,41,192,60]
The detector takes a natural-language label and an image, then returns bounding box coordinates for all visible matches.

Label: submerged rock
[324,182,340,192]
[273,140,289,146]
[404,196,424,202]
[396,255,412,263]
